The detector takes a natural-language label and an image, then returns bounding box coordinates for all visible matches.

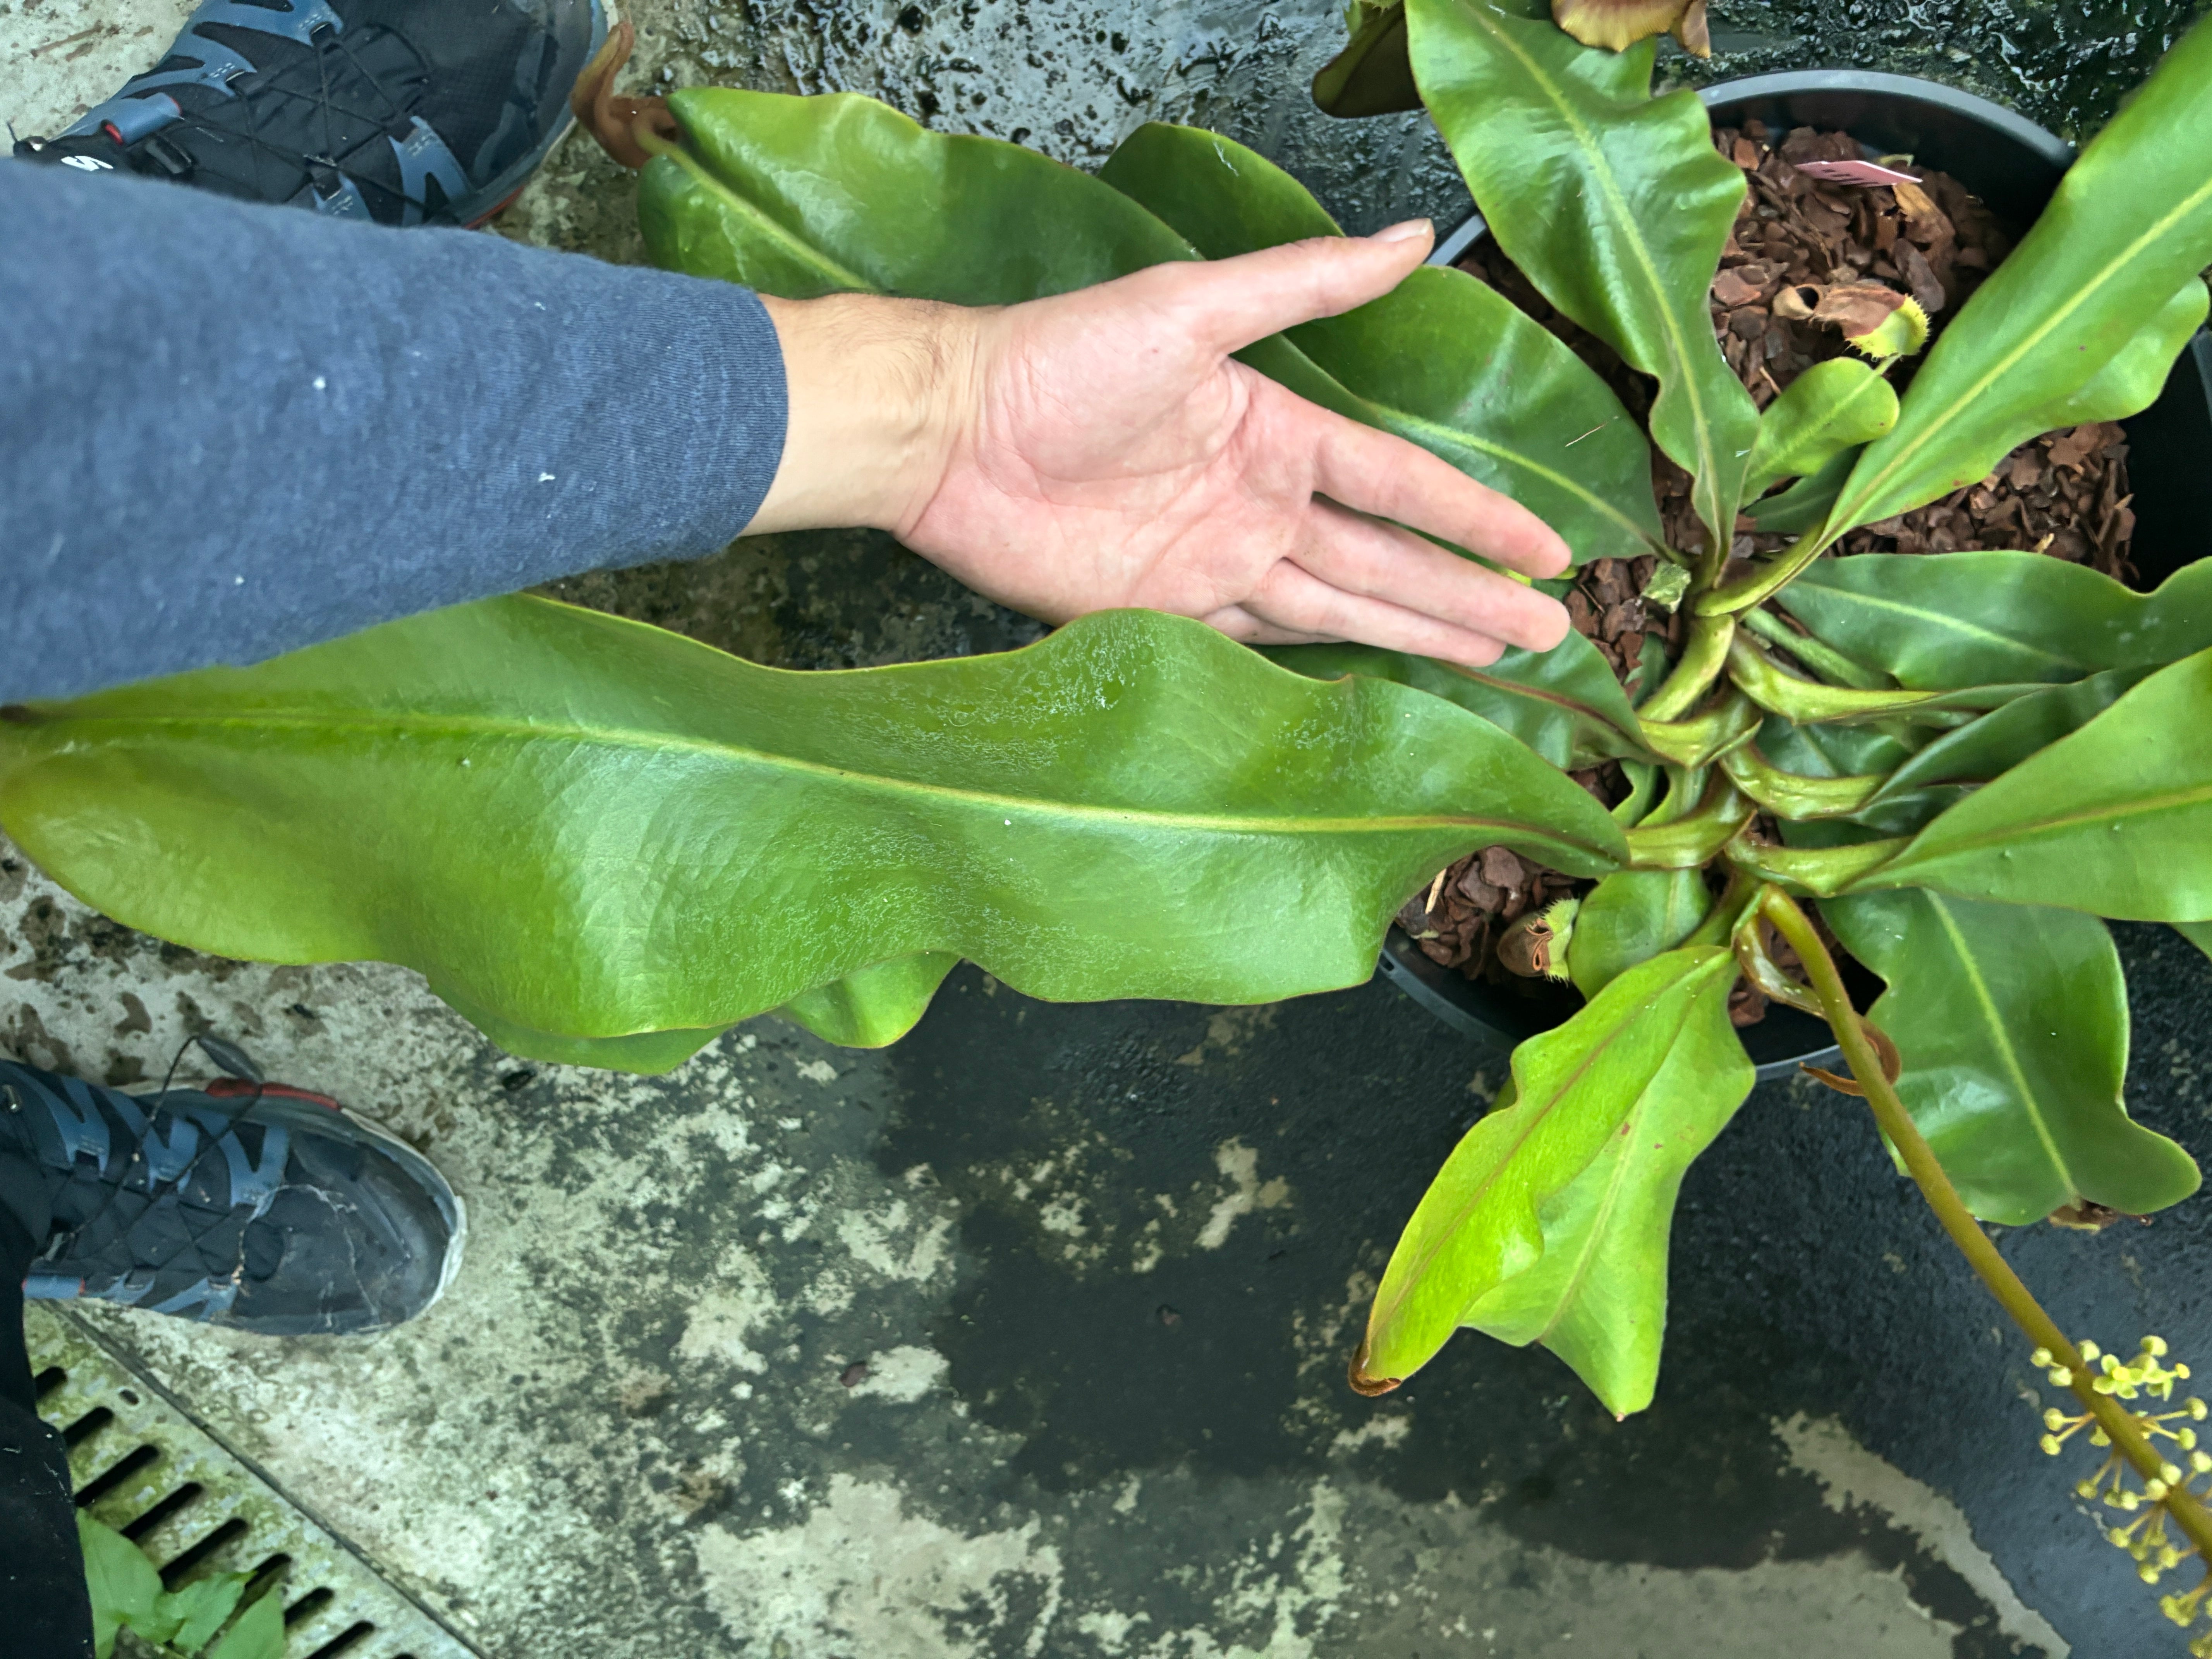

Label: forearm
[0,163,786,704]
[748,293,976,537]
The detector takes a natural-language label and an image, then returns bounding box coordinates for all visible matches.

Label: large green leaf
[1821,890,2198,1223]
[0,600,1624,1053]
[1262,635,1647,769]
[1353,946,1738,1389]
[1463,963,1752,1414]
[643,88,1188,300]
[1863,647,2212,919]
[1779,553,2212,691]
[1099,122,1662,565]
[1819,14,2212,538]
[1566,868,1711,996]
[1405,0,1758,549]
[1872,666,2158,800]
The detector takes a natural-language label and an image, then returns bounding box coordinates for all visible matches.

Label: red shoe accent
[203,1078,345,1111]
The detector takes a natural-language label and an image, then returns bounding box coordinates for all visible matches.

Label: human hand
[747,223,1572,665]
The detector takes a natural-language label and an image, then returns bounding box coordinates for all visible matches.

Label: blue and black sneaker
[0,1044,462,1336]
[11,0,605,227]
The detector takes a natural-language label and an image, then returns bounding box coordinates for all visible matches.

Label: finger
[1296,394,1572,579]
[1123,222,1435,357]
[1241,561,1513,667]
[1200,603,1341,647]
[1293,501,1572,654]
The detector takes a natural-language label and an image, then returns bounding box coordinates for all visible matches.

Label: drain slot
[29,1307,474,1659]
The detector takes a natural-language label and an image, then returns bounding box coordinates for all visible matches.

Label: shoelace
[141,24,435,217]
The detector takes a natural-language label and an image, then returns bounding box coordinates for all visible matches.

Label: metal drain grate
[27,1306,474,1659]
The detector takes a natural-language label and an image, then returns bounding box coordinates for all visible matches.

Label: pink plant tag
[1791,158,1923,187]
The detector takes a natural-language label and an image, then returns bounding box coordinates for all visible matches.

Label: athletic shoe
[0,1049,463,1336]
[11,0,606,227]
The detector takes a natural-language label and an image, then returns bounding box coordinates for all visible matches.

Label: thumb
[1150,220,1435,354]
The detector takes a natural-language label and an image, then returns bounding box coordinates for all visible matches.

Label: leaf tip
[1348,1340,1403,1397]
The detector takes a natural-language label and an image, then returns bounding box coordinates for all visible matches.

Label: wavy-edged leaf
[1099,122,1662,564]
[1821,890,2198,1222]
[1566,869,1711,996]
[1262,635,1647,768]
[1819,15,2212,537]
[1353,945,1737,1389]
[441,991,727,1073]
[1779,553,2212,691]
[1743,359,1898,500]
[1405,0,1758,547]
[1463,963,1751,1414]
[782,951,960,1047]
[1863,647,2212,919]
[1313,0,1420,117]
[1872,666,2158,800]
[0,600,1625,1058]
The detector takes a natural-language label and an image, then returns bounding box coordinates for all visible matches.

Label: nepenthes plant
[7,0,2212,1636]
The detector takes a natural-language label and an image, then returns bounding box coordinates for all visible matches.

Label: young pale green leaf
[1872,666,2158,800]
[163,1574,254,1655]
[1463,966,1752,1415]
[1821,890,2199,1223]
[1745,447,1857,536]
[781,952,960,1048]
[1313,0,1421,117]
[1779,553,2212,690]
[1742,359,1898,500]
[1727,634,2038,726]
[1566,869,1712,996]
[1261,635,1648,769]
[203,1586,286,1659]
[1863,647,2212,919]
[1353,946,1739,1390]
[0,601,1624,1059]
[1819,14,2212,538]
[1099,123,1663,564]
[2176,920,2212,963]
[1405,0,1759,548]
[80,1513,164,1659]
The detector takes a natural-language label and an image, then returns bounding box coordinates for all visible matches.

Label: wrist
[745,292,979,536]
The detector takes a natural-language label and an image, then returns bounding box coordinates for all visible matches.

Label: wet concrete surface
[8,0,2212,1650]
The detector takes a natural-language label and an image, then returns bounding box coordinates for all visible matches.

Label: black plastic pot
[1382,69,2212,1076]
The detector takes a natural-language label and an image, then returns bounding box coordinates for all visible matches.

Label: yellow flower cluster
[2033,1337,2212,1652]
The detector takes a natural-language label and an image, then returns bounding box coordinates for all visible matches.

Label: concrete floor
[7,0,2212,1653]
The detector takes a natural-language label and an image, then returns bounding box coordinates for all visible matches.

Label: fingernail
[1371,218,1434,244]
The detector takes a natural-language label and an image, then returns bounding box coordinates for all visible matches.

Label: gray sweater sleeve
[0,160,786,704]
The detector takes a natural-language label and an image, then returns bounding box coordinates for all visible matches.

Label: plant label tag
[1792,158,1923,187]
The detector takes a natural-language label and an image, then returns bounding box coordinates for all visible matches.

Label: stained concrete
[7,0,2212,1652]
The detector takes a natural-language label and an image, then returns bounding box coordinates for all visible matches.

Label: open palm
[896,224,1573,667]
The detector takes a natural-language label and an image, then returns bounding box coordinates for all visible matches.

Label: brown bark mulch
[1406,122,2137,996]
